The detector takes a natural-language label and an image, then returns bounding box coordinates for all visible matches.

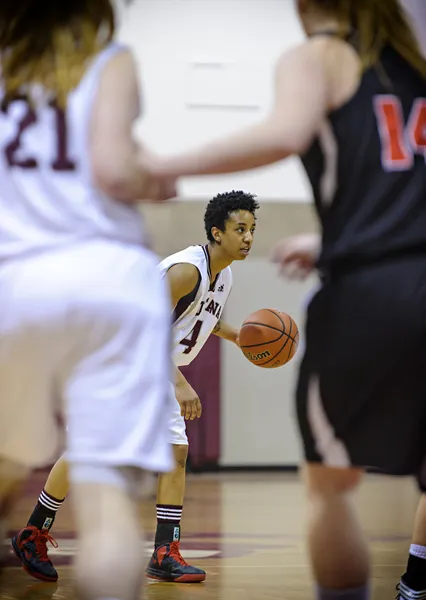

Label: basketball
[239,308,299,368]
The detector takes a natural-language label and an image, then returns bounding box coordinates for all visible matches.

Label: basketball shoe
[11,526,58,582]
[146,542,206,583]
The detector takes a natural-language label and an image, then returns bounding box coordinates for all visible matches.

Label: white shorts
[168,383,188,446]
[0,240,174,474]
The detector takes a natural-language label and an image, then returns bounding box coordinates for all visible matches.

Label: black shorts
[296,254,426,487]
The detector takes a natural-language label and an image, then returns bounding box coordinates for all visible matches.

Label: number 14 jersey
[301,44,426,273]
[159,244,233,367]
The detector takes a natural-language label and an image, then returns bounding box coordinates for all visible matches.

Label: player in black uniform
[142,1,426,599]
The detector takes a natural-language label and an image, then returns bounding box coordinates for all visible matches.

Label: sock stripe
[156,504,182,523]
[39,490,64,512]
[400,581,426,599]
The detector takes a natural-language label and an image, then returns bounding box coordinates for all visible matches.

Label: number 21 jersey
[159,245,233,367]
[0,42,147,261]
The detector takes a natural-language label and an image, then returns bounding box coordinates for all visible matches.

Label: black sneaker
[11,526,58,582]
[146,541,206,583]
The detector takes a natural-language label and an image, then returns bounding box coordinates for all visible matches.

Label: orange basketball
[239,308,299,368]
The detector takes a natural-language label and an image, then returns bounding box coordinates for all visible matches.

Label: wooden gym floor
[0,470,420,599]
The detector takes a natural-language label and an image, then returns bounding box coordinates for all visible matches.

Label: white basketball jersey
[0,42,147,261]
[159,245,233,367]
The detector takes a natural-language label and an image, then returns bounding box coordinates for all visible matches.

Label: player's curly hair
[204,190,259,244]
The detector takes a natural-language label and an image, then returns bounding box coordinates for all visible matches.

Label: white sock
[410,544,426,560]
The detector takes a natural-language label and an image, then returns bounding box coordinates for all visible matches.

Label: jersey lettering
[374,95,426,171]
[195,298,222,318]
[206,299,220,316]
[2,98,76,171]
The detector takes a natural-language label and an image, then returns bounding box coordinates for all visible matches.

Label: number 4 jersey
[159,244,233,367]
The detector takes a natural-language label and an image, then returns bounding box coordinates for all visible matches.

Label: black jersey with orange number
[301,44,426,274]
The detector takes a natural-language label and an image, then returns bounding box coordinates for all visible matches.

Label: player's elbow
[263,111,318,157]
[267,127,313,158]
[94,169,139,204]
[92,153,145,204]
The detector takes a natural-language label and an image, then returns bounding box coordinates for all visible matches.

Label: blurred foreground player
[0,1,175,599]
[148,1,426,599]
[13,190,258,584]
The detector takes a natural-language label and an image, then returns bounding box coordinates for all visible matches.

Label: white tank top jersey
[159,245,233,367]
[0,42,147,261]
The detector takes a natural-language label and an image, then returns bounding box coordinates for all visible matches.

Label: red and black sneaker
[146,541,206,583]
[11,526,58,582]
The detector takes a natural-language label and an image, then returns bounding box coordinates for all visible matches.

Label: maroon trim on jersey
[202,244,219,292]
[172,268,202,324]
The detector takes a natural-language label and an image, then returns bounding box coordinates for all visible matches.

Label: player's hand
[175,382,202,420]
[271,233,320,280]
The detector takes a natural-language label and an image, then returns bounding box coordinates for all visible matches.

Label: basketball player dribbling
[12,190,258,584]
[0,2,176,600]
[143,2,426,599]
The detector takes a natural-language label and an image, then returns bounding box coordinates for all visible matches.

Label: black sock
[27,489,65,531]
[155,504,182,547]
[402,547,426,592]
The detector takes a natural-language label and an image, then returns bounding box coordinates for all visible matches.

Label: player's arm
[167,263,203,420]
[90,49,173,203]
[166,263,200,309]
[212,320,240,346]
[151,40,329,178]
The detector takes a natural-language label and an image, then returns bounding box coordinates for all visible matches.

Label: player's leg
[70,466,150,600]
[296,262,426,600]
[146,396,206,583]
[156,444,188,547]
[12,454,70,582]
[0,271,68,582]
[303,463,370,598]
[64,245,173,600]
[399,493,426,598]
[297,367,370,599]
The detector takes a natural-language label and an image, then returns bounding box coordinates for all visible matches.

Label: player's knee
[303,462,363,498]
[173,444,188,470]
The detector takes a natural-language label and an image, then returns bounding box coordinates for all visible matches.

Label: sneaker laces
[169,541,189,567]
[27,527,58,563]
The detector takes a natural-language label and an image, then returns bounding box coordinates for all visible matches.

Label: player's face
[220,210,256,261]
